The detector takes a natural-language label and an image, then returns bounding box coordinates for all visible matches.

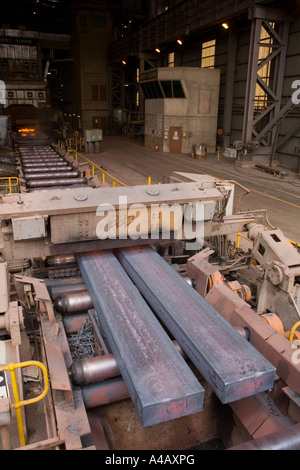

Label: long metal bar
[78,250,204,427]
[24,166,73,173]
[228,424,300,450]
[27,178,87,188]
[117,246,276,404]
[25,171,79,180]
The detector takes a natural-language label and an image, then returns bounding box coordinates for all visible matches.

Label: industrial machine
[0,141,299,450]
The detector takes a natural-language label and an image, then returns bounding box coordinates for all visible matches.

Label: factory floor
[81,135,300,244]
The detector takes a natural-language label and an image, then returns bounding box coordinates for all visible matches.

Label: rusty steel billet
[54,290,93,314]
[81,377,130,409]
[229,424,300,450]
[27,177,87,188]
[116,246,276,405]
[25,171,79,180]
[78,250,204,427]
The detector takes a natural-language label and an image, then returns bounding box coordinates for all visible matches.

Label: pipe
[228,424,300,450]
[54,290,93,314]
[27,177,86,187]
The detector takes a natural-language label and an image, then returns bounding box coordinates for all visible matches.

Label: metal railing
[0,177,19,194]
[0,361,49,447]
[58,140,126,187]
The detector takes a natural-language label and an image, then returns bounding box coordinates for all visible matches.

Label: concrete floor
[81,135,300,244]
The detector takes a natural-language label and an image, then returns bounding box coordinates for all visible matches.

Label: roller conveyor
[18,144,87,190]
[78,250,205,427]
[116,246,277,404]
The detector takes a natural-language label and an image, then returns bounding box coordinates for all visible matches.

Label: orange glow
[18,128,35,133]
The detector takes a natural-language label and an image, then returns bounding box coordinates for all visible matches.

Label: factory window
[141,81,163,99]
[173,80,185,98]
[141,80,185,99]
[161,81,172,98]
[201,40,216,68]
[255,24,274,110]
[168,52,175,67]
[92,84,107,101]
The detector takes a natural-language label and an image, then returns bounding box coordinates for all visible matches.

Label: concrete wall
[144,67,220,154]
[72,7,113,132]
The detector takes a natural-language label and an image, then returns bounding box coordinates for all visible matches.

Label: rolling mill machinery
[0,141,299,450]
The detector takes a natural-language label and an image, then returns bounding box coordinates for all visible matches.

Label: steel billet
[78,250,204,427]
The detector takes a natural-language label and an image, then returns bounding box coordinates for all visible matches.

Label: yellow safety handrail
[58,140,126,187]
[0,361,49,447]
[289,321,300,343]
[0,177,19,194]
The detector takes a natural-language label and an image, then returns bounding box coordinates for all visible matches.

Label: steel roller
[27,177,87,188]
[25,171,79,180]
[54,290,93,314]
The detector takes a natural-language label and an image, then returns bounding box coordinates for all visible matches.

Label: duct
[78,250,205,427]
[116,246,277,404]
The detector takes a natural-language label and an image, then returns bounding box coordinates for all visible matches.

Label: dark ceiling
[1,0,72,32]
[0,0,150,34]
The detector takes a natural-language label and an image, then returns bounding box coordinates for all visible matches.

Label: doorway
[170,127,182,153]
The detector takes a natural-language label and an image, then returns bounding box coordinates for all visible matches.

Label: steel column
[117,246,276,404]
[78,250,204,427]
